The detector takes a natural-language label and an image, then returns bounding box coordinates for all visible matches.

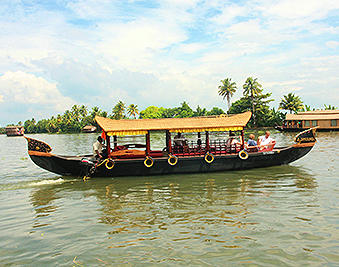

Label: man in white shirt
[258,131,275,149]
[93,136,105,159]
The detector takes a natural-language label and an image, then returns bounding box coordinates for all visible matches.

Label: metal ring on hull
[238,150,249,160]
[168,155,178,166]
[204,152,214,164]
[144,156,154,168]
[105,158,115,169]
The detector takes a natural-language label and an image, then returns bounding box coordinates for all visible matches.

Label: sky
[1,0,339,126]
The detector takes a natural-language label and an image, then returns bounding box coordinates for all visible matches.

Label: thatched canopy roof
[5,126,24,130]
[96,111,252,136]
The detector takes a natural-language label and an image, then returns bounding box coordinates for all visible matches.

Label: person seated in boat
[258,131,275,150]
[245,134,258,152]
[174,132,187,146]
[174,132,188,152]
[226,132,241,152]
[93,136,106,159]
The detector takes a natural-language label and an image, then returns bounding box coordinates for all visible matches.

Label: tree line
[218,77,337,127]
[1,76,337,134]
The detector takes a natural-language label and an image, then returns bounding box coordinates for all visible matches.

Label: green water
[1,131,339,266]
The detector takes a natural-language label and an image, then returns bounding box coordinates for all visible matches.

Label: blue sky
[1,0,339,126]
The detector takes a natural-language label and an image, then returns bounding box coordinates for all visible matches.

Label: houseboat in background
[275,110,339,132]
[82,125,97,133]
[5,126,25,136]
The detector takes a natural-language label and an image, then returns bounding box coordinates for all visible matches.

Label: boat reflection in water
[24,162,322,265]
[28,164,317,234]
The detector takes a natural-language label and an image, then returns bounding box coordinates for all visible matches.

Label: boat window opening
[170,131,244,157]
[106,129,247,159]
[312,120,317,127]
[331,119,337,127]
[304,120,310,127]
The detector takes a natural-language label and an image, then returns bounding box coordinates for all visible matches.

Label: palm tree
[193,105,207,117]
[218,78,237,113]
[127,104,139,118]
[112,100,126,120]
[90,106,101,118]
[243,77,262,125]
[324,104,338,110]
[279,93,304,114]
[301,104,312,112]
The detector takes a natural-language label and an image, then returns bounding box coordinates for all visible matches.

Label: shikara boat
[25,111,317,178]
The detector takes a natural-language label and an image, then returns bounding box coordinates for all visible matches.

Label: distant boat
[5,126,24,136]
[24,111,317,178]
[82,125,97,133]
[275,110,339,132]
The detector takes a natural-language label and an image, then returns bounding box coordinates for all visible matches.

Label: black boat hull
[28,143,314,178]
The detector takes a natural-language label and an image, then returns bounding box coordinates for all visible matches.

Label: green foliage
[112,100,126,120]
[139,102,194,119]
[218,78,237,112]
[193,105,207,117]
[139,106,164,119]
[324,104,338,110]
[301,104,312,112]
[127,104,139,118]
[161,107,177,118]
[229,79,276,127]
[279,93,304,114]
[229,98,251,114]
[206,107,225,116]
[24,118,37,133]
[243,77,262,98]
[175,101,194,118]
[242,77,263,126]
[267,108,286,126]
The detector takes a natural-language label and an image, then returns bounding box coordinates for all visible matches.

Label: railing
[171,139,241,157]
[171,140,276,157]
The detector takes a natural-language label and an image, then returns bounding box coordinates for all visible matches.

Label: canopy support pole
[241,130,244,150]
[166,130,172,154]
[205,131,210,151]
[106,134,111,158]
[113,136,118,149]
[146,131,151,156]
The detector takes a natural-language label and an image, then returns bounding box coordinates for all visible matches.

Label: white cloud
[96,15,189,70]
[66,0,113,19]
[326,41,339,49]
[0,70,74,111]
[211,4,248,25]
[0,0,339,125]
[264,0,339,19]
[179,43,207,54]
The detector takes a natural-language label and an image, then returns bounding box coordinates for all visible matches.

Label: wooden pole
[106,134,111,158]
[205,131,210,151]
[166,130,172,154]
[146,131,150,156]
[113,136,118,149]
